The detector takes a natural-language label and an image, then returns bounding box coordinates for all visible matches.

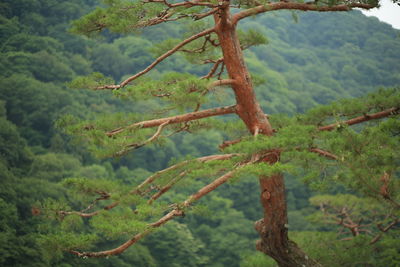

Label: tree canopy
[0,0,399,266]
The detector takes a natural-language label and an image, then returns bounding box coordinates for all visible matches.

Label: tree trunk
[214,5,322,267]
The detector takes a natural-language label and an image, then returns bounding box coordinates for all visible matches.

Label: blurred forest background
[0,0,399,266]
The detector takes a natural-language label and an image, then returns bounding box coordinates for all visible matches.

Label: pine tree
[47,0,399,266]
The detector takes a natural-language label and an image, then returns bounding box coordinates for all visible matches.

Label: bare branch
[319,107,399,131]
[106,105,237,137]
[233,2,377,24]
[95,27,215,90]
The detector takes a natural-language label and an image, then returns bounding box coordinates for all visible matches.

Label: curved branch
[69,160,252,258]
[318,107,399,131]
[96,27,215,90]
[106,105,237,137]
[115,120,170,156]
[233,2,377,23]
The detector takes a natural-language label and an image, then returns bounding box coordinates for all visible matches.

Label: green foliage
[89,208,148,239]
[70,1,165,36]
[301,87,400,125]
[114,72,209,111]
[29,153,81,182]
[38,232,98,260]
[238,29,269,50]
[0,116,33,172]
[61,177,121,196]
[289,230,400,266]
[1,0,400,266]
[240,252,276,267]
[143,221,209,267]
[69,72,115,90]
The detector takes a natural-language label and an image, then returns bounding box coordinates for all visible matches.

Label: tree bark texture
[214,4,321,267]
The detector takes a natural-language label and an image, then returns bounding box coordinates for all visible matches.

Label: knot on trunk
[254,218,268,253]
[254,218,266,235]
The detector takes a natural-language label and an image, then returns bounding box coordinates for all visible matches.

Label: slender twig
[148,171,187,204]
[201,58,224,79]
[59,202,119,218]
[80,192,110,213]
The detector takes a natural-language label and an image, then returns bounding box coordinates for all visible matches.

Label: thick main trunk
[214,5,321,267]
[214,9,273,136]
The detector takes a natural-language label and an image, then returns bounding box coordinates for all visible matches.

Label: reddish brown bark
[106,105,237,136]
[214,5,273,136]
[318,107,399,131]
[214,4,320,266]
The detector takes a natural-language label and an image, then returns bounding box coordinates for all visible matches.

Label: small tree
[51,0,399,266]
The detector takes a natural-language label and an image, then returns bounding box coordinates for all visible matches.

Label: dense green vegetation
[0,0,399,266]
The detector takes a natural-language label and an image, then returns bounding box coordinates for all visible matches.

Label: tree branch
[132,153,242,195]
[201,58,224,79]
[58,153,241,219]
[233,2,377,24]
[193,8,219,20]
[106,105,237,137]
[148,171,187,204]
[318,107,399,131]
[145,0,218,8]
[309,147,339,160]
[370,218,400,244]
[219,139,339,161]
[95,27,216,90]
[59,202,119,218]
[69,159,253,258]
[115,120,170,156]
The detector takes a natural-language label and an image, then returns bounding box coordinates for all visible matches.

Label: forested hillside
[0,0,399,266]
